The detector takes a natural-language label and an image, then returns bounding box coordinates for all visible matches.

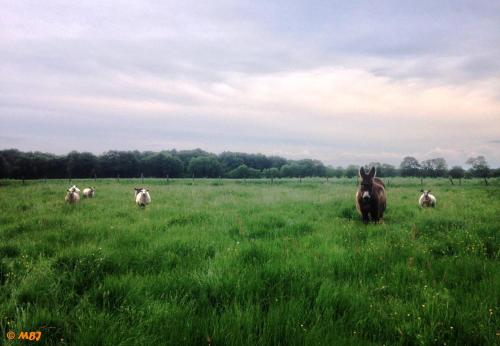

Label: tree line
[0,149,498,181]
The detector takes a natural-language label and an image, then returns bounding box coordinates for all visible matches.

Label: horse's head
[359,167,376,203]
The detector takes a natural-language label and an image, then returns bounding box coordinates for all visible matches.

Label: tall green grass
[0,178,498,345]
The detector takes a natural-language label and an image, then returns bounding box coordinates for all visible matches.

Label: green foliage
[421,158,448,178]
[344,164,359,178]
[141,152,184,177]
[228,165,261,179]
[2,149,497,182]
[400,156,421,177]
[187,156,222,178]
[367,162,398,177]
[67,151,98,178]
[449,166,465,179]
[466,156,490,179]
[263,167,280,179]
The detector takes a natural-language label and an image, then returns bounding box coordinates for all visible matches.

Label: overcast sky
[1,1,499,166]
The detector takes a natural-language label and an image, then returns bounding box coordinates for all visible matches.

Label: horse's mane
[373,177,385,187]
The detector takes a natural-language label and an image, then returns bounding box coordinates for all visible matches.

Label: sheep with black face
[134,188,151,207]
[65,187,80,204]
[419,190,436,208]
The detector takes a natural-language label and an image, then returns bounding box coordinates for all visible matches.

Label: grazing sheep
[65,188,80,204]
[419,190,436,208]
[83,187,96,198]
[134,188,151,207]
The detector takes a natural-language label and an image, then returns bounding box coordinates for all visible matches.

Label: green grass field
[0,178,499,345]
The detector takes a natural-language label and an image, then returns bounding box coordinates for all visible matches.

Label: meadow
[0,178,498,345]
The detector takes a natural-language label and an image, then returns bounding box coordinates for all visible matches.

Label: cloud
[1,0,500,166]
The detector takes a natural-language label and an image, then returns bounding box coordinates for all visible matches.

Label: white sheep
[65,188,80,204]
[134,188,151,207]
[419,190,436,208]
[83,187,96,198]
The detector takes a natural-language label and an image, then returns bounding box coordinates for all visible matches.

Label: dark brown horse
[356,167,386,223]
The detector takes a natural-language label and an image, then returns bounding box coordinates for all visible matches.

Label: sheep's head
[420,190,431,199]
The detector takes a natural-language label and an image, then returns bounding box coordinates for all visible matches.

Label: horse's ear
[359,167,366,178]
[420,189,424,192]
[368,167,376,178]
[428,190,431,193]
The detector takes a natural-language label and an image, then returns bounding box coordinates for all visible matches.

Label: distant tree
[244,153,272,170]
[466,156,490,184]
[218,152,245,172]
[400,156,421,177]
[421,158,448,178]
[432,158,448,177]
[228,164,261,179]
[332,166,344,178]
[263,167,280,179]
[268,156,287,169]
[176,148,210,168]
[324,166,335,179]
[30,152,58,179]
[188,156,222,178]
[491,168,500,178]
[381,163,397,177]
[294,159,326,177]
[0,150,21,178]
[367,162,396,177]
[98,151,139,178]
[47,156,67,178]
[0,154,8,178]
[18,152,40,179]
[142,152,184,178]
[67,151,98,178]
[279,163,301,177]
[344,165,359,178]
[449,166,465,185]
